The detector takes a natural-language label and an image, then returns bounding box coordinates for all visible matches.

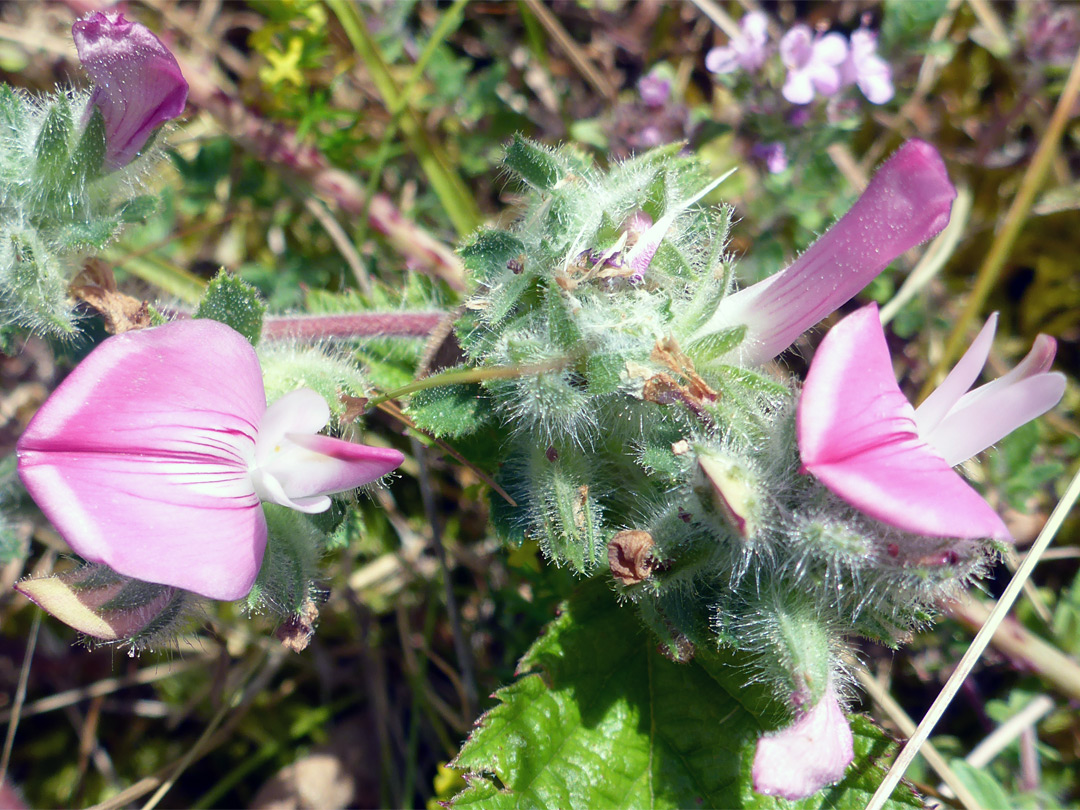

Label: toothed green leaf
[194,269,267,346]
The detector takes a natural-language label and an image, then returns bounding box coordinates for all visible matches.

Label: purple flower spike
[752,687,853,800]
[17,320,404,601]
[72,12,188,170]
[780,25,849,104]
[798,305,1065,540]
[705,12,769,75]
[839,28,894,104]
[692,139,955,366]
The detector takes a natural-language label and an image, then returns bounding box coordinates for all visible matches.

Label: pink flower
[752,687,853,800]
[780,25,849,104]
[72,12,188,170]
[691,139,955,367]
[753,141,788,174]
[705,12,769,75]
[798,304,1065,540]
[16,320,404,601]
[637,72,671,108]
[839,28,894,104]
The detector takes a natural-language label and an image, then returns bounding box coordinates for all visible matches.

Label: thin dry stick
[0,611,41,788]
[854,668,984,810]
[965,695,1054,769]
[521,0,616,102]
[0,656,211,723]
[925,46,1080,395]
[301,194,373,295]
[688,0,743,39]
[866,462,1080,810]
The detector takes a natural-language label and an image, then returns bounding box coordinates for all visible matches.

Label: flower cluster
[707,13,894,105]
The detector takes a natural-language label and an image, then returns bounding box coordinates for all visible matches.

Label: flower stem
[367,356,574,406]
[261,311,445,342]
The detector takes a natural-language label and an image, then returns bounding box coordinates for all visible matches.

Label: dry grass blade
[0,611,41,789]
[521,0,616,102]
[866,462,1080,810]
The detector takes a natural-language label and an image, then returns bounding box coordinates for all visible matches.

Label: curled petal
[251,388,405,512]
[914,314,998,439]
[72,12,188,169]
[798,305,1010,540]
[16,320,267,600]
[694,140,956,366]
[752,689,854,800]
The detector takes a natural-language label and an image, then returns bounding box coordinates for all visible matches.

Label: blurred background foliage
[0,0,1078,807]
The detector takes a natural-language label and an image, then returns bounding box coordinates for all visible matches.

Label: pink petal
[705,46,739,74]
[914,314,998,439]
[16,320,268,600]
[798,306,1010,540]
[72,12,188,169]
[251,388,404,512]
[752,689,854,800]
[780,26,813,67]
[783,70,816,105]
[695,140,956,366]
[813,32,850,67]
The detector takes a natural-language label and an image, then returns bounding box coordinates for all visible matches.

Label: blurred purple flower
[753,141,788,174]
[1024,3,1080,65]
[692,140,955,366]
[798,305,1065,540]
[638,73,671,108]
[753,687,853,800]
[72,12,188,170]
[780,25,848,104]
[17,320,404,601]
[839,28,894,104]
[706,12,769,75]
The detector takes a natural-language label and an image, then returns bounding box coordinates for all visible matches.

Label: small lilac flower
[798,304,1065,540]
[752,687,853,800]
[780,25,848,104]
[705,12,769,75]
[692,139,955,367]
[72,12,188,170]
[637,72,671,108]
[16,320,404,601]
[753,141,788,174]
[839,28,894,104]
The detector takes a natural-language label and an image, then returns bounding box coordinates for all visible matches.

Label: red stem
[261,311,445,341]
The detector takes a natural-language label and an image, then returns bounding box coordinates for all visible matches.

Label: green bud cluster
[0,86,163,339]
[413,139,999,715]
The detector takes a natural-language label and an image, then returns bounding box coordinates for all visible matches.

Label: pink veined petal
[780,26,813,67]
[752,689,854,800]
[271,433,405,500]
[16,320,268,600]
[72,12,188,169]
[254,388,331,466]
[814,32,849,66]
[782,71,816,104]
[914,314,998,439]
[694,140,956,366]
[924,372,1066,466]
[798,305,1010,540]
[705,46,739,74]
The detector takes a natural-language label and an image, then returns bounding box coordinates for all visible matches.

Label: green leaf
[34,96,74,183]
[71,106,106,179]
[452,582,922,810]
[947,761,1012,810]
[116,195,158,224]
[459,229,526,283]
[503,135,565,191]
[194,269,267,345]
[407,378,489,438]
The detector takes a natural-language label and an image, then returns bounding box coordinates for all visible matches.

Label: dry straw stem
[854,667,984,810]
[866,462,1080,810]
[521,0,616,102]
[924,44,1080,397]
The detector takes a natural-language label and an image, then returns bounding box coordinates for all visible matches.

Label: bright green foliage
[0,88,171,337]
[408,379,490,438]
[452,583,922,810]
[195,270,268,346]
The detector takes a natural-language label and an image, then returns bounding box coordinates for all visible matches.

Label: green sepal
[503,134,565,191]
[686,325,747,365]
[70,106,106,180]
[117,195,158,223]
[242,504,321,619]
[451,581,922,809]
[585,352,623,395]
[407,379,489,439]
[0,84,26,139]
[459,229,526,283]
[194,269,267,346]
[33,96,74,185]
